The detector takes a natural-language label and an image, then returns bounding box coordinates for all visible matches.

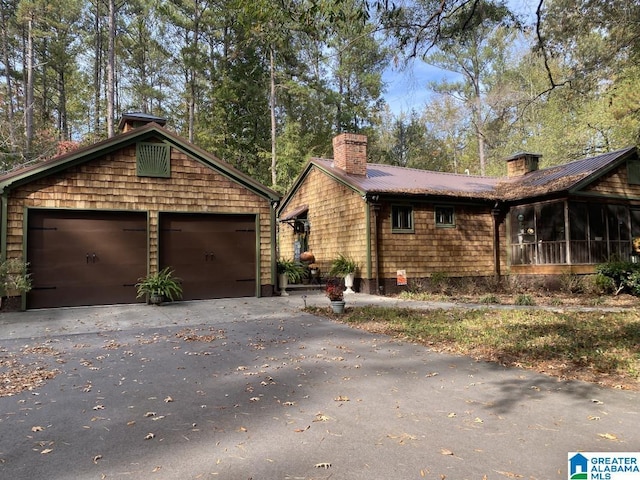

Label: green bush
[515,294,535,306]
[595,260,640,295]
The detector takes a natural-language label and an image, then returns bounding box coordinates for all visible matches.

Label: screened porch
[509,201,640,266]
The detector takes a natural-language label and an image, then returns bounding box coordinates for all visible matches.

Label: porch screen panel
[631,209,640,255]
[510,206,535,265]
[569,202,589,263]
[535,202,565,264]
[608,205,631,259]
[588,205,607,263]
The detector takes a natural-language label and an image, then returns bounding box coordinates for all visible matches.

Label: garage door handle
[86,253,97,264]
[205,252,215,261]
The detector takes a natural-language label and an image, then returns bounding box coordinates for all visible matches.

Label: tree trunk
[270,46,277,187]
[0,3,16,150]
[25,15,34,156]
[106,0,115,137]
[93,1,102,135]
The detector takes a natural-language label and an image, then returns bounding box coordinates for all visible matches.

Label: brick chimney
[332,133,368,176]
[118,112,167,133]
[506,152,542,177]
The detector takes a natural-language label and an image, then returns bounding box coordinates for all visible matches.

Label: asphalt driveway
[1,293,639,479]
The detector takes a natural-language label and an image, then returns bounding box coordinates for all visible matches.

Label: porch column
[491,204,503,278]
[564,200,571,265]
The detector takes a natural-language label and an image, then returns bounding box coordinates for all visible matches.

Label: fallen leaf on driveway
[164,396,173,403]
[440,448,454,456]
[495,471,523,478]
[598,433,618,441]
[31,426,44,432]
[145,433,155,440]
[314,413,331,422]
[334,395,349,402]
[315,462,331,469]
[41,448,53,454]
[93,455,102,464]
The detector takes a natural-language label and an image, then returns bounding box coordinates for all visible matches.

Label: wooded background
[1,0,638,190]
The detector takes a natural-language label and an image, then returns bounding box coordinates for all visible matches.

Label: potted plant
[329,253,358,293]
[276,258,305,296]
[0,258,32,310]
[326,278,345,314]
[136,267,183,305]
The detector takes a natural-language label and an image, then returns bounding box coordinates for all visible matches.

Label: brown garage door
[159,213,256,300]
[27,210,148,309]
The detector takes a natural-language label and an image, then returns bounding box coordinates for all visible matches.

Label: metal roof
[310,146,637,202]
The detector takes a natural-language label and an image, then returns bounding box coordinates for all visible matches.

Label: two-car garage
[26,210,258,309]
[1,115,278,310]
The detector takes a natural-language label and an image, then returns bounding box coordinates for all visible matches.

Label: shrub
[595,260,640,295]
[559,273,584,294]
[478,294,500,304]
[515,294,535,306]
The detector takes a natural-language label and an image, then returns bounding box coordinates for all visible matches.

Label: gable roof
[0,122,280,202]
[280,146,637,209]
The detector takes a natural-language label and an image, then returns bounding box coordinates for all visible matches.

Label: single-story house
[0,113,280,309]
[278,132,640,293]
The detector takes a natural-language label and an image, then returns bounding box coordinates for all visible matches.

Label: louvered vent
[628,159,640,185]
[136,142,170,178]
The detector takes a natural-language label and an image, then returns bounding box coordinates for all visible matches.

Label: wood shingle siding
[0,121,279,308]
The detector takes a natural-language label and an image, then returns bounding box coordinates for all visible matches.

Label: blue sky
[381,0,537,115]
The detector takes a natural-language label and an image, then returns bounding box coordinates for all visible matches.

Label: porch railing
[510,240,633,265]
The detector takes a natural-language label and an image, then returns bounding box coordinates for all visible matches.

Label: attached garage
[27,210,148,309]
[0,113,279,309]
[159,213,257,300]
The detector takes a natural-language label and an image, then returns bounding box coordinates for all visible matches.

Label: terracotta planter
[300,251,315,263]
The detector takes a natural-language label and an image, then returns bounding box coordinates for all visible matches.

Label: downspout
[370,197,381,295]
[270,199,279,296]
[491,202,503,279]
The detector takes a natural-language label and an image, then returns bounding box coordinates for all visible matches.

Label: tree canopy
[0,0,638,186]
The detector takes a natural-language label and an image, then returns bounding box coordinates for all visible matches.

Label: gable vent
[136,142,170,178]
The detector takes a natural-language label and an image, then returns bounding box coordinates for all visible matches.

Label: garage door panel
[159,213,257,301]
[27,210,147,309]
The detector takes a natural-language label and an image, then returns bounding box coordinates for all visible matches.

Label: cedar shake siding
[279,136,640,293]
[279,166,368,280]
[0,122,279,308]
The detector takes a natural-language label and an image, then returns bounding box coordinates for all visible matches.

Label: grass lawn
[309,305,640,391]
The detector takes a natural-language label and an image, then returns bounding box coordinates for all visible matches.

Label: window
[391,205,413,232]
[435,206,455,227]
[136,142,170,178]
